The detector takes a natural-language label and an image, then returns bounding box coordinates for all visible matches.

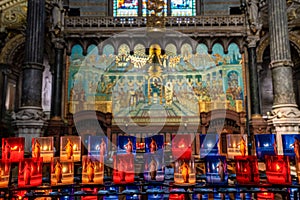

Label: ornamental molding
[63,15,247,37]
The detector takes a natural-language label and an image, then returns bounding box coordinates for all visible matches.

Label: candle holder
[88,136,108,161]
[32,137,54,163]
[144,153,164,182]
[2,137,24,162]
[172,134,192,160]
[102,186,118,200]
[169,187,185,200]
[0,160,10,188]
[205,156,228,185]
[234,156,259,185]
[257,189,274,200]
[174,157,196,185]
[200,134,219,159]
[113,154,134,184]
[82,155,104,184]
[265,155,291,185]
[60,136,81,162]
[51,157,74,186]
[147,186,164,200]
[254,134,276,161]
[117,136,136,156]
[227,134,247,158]
[18,158,43,187]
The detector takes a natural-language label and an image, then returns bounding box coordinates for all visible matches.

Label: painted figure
[239,137,246,157]
[149,137,158,153]
[4,141,11,160]
[33,140,41,158]
[87,159,95,182]
[65,138,74,159]
[149,157,157,180]
[217,159,225,182]
[54,160,63,183]
[124,138,133,154]
[291,137,300,160]
[23,161,31,185]
[181,161,189,183]
[100,138,107,159]
[118,158,126,181]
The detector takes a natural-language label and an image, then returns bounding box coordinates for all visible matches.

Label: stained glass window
[171,0,195,16]
[114,0,138,16]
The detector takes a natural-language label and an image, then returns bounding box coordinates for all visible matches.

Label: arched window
[113,0,196,17]
[114,0,139,16]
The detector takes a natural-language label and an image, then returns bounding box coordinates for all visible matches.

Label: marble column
[268,0,300,155]
[247,37,260,116]
[51,38,65,120]
[12,0,47,153]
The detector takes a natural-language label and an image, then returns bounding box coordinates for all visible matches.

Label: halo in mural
[70,28,244,171]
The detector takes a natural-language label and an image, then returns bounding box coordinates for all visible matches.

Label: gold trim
[51,116,62,121]
[251,114,262,119]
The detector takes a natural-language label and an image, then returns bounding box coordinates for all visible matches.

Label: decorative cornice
[63,15,246,37]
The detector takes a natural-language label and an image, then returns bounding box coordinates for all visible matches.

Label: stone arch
[0,34,25,65]
[256,34,270,63]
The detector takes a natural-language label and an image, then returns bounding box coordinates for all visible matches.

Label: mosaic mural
[67,42,244,118]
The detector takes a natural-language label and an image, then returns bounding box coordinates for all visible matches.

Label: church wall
[203,0,240,15]
[69,0,108,16]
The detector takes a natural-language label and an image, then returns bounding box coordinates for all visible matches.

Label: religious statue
[165,82,173,107]
[52,0,64,34]
[246,0,260,33]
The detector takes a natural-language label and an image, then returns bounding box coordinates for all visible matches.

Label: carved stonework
[246,0,262,34]
[12,107,47,121]
[0,2,27,28]
[267,106,300,120]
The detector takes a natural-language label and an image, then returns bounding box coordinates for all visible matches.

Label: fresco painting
[68,42,244,117]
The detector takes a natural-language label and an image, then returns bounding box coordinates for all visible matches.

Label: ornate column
[247,37,260,116]
[47,37,65,148]
[267,0,300,155]
[51,38,65,120]
[12,0,47,153]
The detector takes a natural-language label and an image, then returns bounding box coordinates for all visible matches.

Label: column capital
[51,37,66,50]
[267,105,300,121]
[246,36,260,48]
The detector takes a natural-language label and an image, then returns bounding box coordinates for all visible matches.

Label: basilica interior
[1,0,300,199]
